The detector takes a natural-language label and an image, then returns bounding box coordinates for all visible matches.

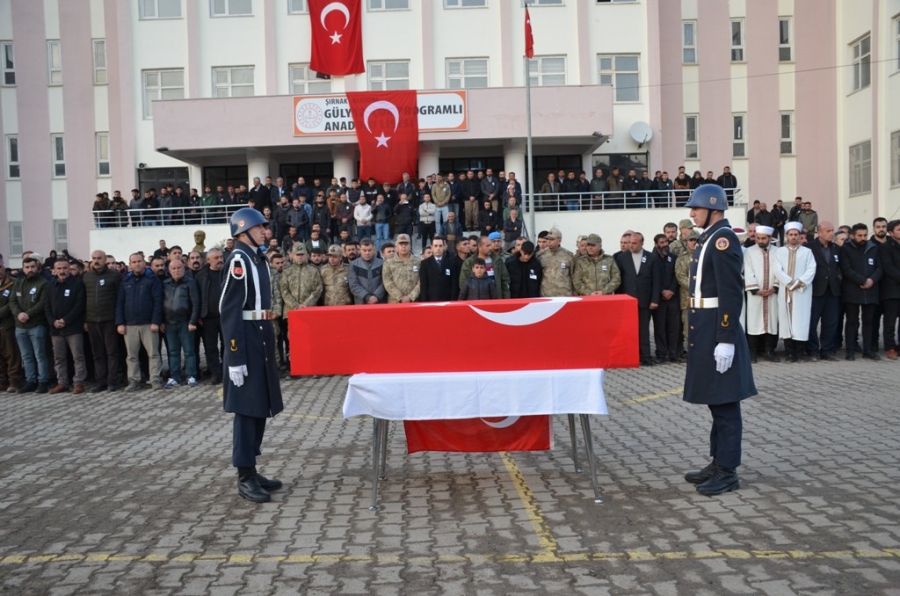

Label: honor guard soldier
[221,208,285,503]
[682,185,757,496]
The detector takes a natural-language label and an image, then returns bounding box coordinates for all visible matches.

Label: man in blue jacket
[116,254,164,391]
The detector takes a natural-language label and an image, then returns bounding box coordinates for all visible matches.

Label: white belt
[689,297,719,309]
[242,310,277,321]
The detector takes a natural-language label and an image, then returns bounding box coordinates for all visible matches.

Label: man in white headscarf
[774,221,817,362]
[743,225,780,362]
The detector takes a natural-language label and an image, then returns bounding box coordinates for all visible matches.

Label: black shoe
[211,375,222,385]
[766,352,781,363]
[90,383,107,393]
[846,351,856,361]
[237,468,271,503]
[256,473,283,492]
[862,352,882,361]
[696,467,740,496]
[107,384,121,392]
[806,353,818,362]
[821,353,839,362]
[36,383,49,394]
[16,381,37,394]
[641,359,655,367]
[684,461,718,485]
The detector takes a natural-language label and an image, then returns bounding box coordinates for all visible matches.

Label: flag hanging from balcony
[525,7,534,58]
[308,0,365,76]
[347,90,419,184]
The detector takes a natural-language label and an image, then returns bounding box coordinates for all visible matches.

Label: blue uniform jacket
[220,240,284,419]
[684,219,757,405]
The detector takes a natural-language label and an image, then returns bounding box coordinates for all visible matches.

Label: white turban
[785,222,804,233]
[756,226,775,236]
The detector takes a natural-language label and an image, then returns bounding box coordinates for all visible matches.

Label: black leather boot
[696,466,740,496]
[256,472,283,492]
[684,460,718,485]
[238,467,271,503]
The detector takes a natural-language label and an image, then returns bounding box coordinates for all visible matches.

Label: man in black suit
[419,236,462,302]
[615,231,661,366]
[807,221,842,361]
[248,177,270,213]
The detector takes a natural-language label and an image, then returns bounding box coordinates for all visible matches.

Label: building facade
[0,0,898,262]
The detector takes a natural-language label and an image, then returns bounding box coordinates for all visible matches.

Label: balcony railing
[92,204,241,228]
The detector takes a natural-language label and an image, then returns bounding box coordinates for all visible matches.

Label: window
[47,40,62,85]
[92,40,107,84]
[849,141,872,196]
[596,0,637,3]
[891,130,900,187]
[213,66,254,97]
[1,42,14,85]
[142,69,185,119]
[8,222,23,256]
[732,114,746,158]
[446,0,486,6]
[138,167,190,195]
[446,58,488,88]
[289,63,332,94]
[731,20,744,62]
[53,220,68,252]
[684,115,699,159]
[895,17,900,72]
[682,21,697,64]
[851,35,871,91]
[287,0,307,13]
[529,56,566,87]
[598,54,638,101]
[438,156,505,174]
[778,18,792,61]
[527,0,563,4]
[139,0,182,19]
[5,135,18,179]
[368,0,408,10]
[51,134,66,178]
[780,111,793,155]
[368,61,410,90]
[204,165,250,191]
[96,132,110,177]
[211,0,252,16]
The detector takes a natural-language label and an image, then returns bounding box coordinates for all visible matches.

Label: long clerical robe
[743,244,779,335]
[773,245,817,341]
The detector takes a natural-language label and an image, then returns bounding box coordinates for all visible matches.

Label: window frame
[732,113,746,158]
[849,140,872,196]
[8,222,24,257]
[778,17,793,62]
[446,57,489,89]
[210,0,253,17]
[53,220,68,252]
[367,60,411,90]
[212,66,255,97]
[682,21,697,64]
[96,132,111,177]
[367,0,410,11]
[289,63,332,95]
[92,39,107,85]
[598,54,639,102]
[895,16,900,72]
[850,34,872,92]
[142,69,185,119]
[529,55,568,88]
[526,0,563,5]
[47,40,62,85]
[779,111,794,155]
[139,0,183,19]
[445,0,487,7]
[51,133,66,178]
[730,19,744,62]
[287,0,307,13]
[684,114,699,160]
[891,130,900,188]
[5,135,19,179]
[1,41,14,86]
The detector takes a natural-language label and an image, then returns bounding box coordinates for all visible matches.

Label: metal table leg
[369,418,382,511]
[579,414,603,503]
[379,419,389,481]
[567,414,582,473]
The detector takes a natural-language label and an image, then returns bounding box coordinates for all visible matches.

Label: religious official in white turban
[743,226,780,362]
[774,221,817,362]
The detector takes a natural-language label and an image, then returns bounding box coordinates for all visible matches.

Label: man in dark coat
[46,259,87,394]
[840,223,883,360]
[614,232,661,366]
[682,185,757,496]
[419,236,462,302]
[506,242,543,298]
[221,208,285,503]
[807,222,842,360]
[881,220,900,359]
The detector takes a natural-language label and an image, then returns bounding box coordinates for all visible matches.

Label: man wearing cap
[774,222,817,362]
[280,244,323,311]
[573,234,620,296]
[743,226,780,362]
[537,228,575,297]
[669,219,695,257]
[382,234,421,303]
[675,231,699,353]
[220,207,284,503]
[320,245,352,306]
[682,184,756,496]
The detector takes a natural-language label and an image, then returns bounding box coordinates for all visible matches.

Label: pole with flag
[524,3,536,240]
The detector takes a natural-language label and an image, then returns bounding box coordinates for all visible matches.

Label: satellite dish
[630,121,653,148]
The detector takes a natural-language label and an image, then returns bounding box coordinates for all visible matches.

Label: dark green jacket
[9,274,49,329]
[83,266,122,323]
[459,254,510,299]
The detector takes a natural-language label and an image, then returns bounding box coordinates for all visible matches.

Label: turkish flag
[347,90,419,184]
[308,0,365,76]
[525,7,534,59]
[404,416,551,453]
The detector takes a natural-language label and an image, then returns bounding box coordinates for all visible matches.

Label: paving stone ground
[1,357,899,595]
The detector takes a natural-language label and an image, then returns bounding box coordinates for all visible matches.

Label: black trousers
[883,298,899,351]
[200,317,222,377]
[87,321,121,386]
[845,303,876,354]
[870,304,884,351]
[708,402,742,469]
[637,306,651,361]
[808,291,841,355]
[233,414,266,468]
[747,333,777,355]
[276,319,290,366]
[652,298,679,358]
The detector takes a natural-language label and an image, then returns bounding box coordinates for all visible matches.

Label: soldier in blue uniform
[682,185,757,496]
[221,208,285,503]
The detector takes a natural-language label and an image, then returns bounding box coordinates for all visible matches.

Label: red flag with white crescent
[347,90,419,183]
[405,416,551,453]
[308,0,365,76]
[525,7,534,59]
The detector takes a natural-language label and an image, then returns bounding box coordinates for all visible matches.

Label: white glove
[229,365,248,387]
[714,343,735,374]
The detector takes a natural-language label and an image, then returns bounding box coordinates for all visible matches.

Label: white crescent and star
[468,297,581,327]
[320,2,350,44]
[481,417,520,429]
[363,100,400,148]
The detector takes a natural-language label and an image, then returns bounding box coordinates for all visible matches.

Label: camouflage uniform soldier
[675,231,700,340]
[280,245,323,311]
[572,234,621,296]
[669,219,695,258]
[382,233,422,303]
[536,227,575,297]
[320,245,352,306]
[268,252,287,369]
